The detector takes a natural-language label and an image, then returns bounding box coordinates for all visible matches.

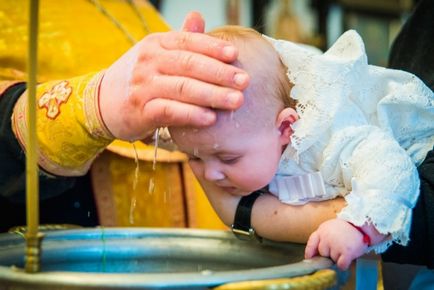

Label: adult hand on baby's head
[304,218,368,270]
[99,11,248,141]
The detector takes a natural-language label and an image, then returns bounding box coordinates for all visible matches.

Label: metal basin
[0,228,333,289]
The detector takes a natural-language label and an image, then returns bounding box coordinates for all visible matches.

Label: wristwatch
[231,189,265,243]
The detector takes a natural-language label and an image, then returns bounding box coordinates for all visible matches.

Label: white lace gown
[266,30,434,253]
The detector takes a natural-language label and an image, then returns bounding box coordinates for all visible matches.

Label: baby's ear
[276,108,298,143]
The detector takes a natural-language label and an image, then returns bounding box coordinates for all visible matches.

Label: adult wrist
[12,71,114,177]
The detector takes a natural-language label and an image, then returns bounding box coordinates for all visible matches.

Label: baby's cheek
[241,173,270,192]
[188,161,204,178]
[250,166,276,187]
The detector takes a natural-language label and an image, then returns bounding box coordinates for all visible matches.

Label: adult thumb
[181,11,205,33]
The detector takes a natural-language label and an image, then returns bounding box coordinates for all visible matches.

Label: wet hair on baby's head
[207,26,295,110]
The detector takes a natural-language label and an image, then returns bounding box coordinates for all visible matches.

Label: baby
[168,26,434,269]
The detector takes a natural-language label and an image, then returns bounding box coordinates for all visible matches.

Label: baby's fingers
[305,231,320,259]
[336,255,352,271]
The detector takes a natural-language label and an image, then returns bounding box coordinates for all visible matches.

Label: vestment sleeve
[333,126,419,253]
[11,71,114,177]
[0,82,75,202]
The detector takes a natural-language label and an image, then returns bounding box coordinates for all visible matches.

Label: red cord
[348,222,372,246]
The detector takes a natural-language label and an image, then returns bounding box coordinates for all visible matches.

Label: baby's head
[169,26,298,196]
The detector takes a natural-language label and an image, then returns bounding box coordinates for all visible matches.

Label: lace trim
[266,31,368,155]
[265,30,432,253]
[338,184,416,253]
[266,30,433,163]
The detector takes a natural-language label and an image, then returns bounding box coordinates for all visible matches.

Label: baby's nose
[204,164,225,181]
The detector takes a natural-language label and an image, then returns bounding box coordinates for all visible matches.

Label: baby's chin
[219,186,248,196]
[221,186,263,197]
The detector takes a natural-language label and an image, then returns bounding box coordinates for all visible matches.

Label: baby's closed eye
[218,156,240,165]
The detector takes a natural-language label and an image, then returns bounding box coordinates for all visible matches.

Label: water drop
[153,128,159,171]
[129,197,136,224]
[148,177,155,194]
[200,269,213,275]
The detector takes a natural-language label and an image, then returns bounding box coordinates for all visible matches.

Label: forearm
[253,194,345,243]
[200,178,345,243]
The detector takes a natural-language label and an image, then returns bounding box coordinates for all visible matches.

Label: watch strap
[231,189,265,242]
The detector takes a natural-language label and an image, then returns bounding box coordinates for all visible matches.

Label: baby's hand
[304,218,368,270]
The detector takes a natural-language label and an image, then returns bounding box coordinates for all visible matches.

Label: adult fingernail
[233,73,248,87]
[223,46,236,59]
